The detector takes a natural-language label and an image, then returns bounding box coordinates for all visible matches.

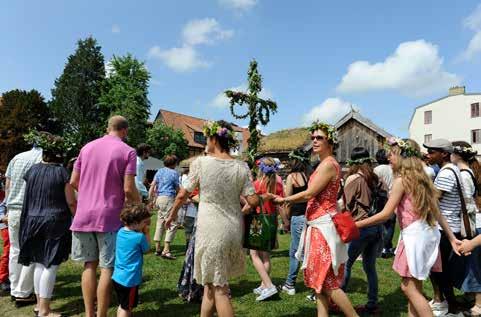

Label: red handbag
[331,181,360,243]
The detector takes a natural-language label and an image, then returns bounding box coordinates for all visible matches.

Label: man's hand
[165,215,175,229]
[242,204,252,215]
[0,216,7,225]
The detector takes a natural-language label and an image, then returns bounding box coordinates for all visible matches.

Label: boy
[112,204,151,317]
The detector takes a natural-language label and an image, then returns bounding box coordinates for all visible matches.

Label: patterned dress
[304,156,344,293]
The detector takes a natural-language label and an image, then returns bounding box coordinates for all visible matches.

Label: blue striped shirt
[434,164,463,233]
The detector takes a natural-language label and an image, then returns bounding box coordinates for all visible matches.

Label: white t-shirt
[374,164,393,192]
[181,174,198,218]
[424,166,436,181]
[434,163,463,233]
[459,168,480,228]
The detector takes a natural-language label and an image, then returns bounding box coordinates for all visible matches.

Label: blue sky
[2,0,481,137]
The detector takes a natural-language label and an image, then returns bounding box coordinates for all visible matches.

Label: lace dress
[304,156,344,293]
[183,156,255,286]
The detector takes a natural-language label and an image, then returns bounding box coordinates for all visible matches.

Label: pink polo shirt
[70,135,137,232]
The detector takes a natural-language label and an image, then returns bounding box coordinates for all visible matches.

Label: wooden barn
[332,109,392,164]
[260,109,392,172]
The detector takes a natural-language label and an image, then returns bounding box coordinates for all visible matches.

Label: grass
[0,220,425,317]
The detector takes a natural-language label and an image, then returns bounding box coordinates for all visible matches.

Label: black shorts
[113,280,139,311]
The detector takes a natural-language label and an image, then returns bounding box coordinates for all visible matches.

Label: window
[193,132,206,145]
[472,103,480,118]
[424,134,432,143]
[473,129,481,144]
[424,110,432,124]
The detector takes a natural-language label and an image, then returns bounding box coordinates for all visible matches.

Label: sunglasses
[310,135,326,141]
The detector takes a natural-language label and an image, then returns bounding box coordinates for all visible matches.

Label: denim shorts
[71,231,117,269]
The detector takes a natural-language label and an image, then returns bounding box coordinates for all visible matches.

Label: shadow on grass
[271,249,289,258]
[279,306,317,316]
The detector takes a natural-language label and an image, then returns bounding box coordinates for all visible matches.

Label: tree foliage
[226,59,277,164]
[146,123,189,160]
[49,36,106,147]
[99,54,151,147]
[0,89,57,171]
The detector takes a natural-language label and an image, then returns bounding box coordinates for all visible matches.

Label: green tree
[146,123,189,160]
[0,89,56,170]
[226,59,277,164]
[50,36,106,147]
[99,54,151,147]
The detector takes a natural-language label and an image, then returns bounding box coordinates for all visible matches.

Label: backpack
[368,180,389,217]
[356,173,389,217]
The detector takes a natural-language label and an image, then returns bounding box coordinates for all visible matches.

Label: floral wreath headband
[308,120,338,144]
[23,130,72,157]
[258,158,280,175]
[346,157,375,166]
[453,145,478,157]
[288,149,310,163]
[386,137,421,159]
[202,121,239,149]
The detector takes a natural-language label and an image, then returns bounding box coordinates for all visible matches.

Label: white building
[409,86,481,156]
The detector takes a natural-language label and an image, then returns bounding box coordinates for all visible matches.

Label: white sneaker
[306,293,316,302]
[256,286,278,301]
[253,286,263,295]
[429,300,448,316]
[280,284,296,296]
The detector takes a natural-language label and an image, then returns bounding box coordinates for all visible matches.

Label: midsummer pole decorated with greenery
[225,59,277,164]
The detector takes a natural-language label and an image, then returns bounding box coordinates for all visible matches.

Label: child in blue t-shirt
[112,204,151,316]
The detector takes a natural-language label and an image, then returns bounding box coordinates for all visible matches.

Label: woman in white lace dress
[166,120,259,317]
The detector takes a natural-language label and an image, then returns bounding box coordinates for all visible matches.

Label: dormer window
[194,132,206,145]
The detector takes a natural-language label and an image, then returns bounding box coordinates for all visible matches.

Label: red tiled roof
[155,109,250,150]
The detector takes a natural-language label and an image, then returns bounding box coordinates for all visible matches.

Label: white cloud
[302,98,352,126]
[337,40,460,97]
[460,4,481,61]
[147,45,209,72]
[209,84,273,108]
[182,18,233,46]
[219,0,257,11]
[464,4,481,31]
[148,18,233,72]
[111,24,120,33]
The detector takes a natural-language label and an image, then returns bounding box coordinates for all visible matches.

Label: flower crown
[202,121,239,149]
[24,130,72,156]
[288,149,310,163]
[453,145,478,156]
[258,158,280,175]
[308,120,338,144]
[386,137,421,158]
[346,157,374,166]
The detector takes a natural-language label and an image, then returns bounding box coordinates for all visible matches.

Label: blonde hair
[391,139,440,226]
[258,157,277,194]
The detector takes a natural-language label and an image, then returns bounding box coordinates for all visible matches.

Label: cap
[423,139,453,153]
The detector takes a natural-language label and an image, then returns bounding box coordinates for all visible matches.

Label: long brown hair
[391,139,440,226]
[258,157,278,194]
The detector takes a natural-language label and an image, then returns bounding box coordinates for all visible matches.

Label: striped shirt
[5,147,43,210]
[434,163,463,233]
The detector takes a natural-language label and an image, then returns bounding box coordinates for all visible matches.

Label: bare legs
[250,250,273,288]
[401,277,433,317]
[316,288,359,317]
[81,261,113,317]
[201,284,233,317]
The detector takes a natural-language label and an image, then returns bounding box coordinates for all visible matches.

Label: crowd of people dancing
[1,114,481,317]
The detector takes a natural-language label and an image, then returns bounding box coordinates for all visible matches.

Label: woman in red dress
[274,121,358,317]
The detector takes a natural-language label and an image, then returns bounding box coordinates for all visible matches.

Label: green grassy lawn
[0,222,423,317]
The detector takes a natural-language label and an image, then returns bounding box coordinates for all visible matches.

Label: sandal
[161,252,176,260]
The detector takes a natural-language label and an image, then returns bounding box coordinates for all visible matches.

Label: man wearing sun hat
[424,138,465,315]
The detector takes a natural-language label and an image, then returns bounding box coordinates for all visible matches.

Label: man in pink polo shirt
[70,116,140,317]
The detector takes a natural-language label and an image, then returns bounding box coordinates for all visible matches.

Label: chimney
[448,86,466,96]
